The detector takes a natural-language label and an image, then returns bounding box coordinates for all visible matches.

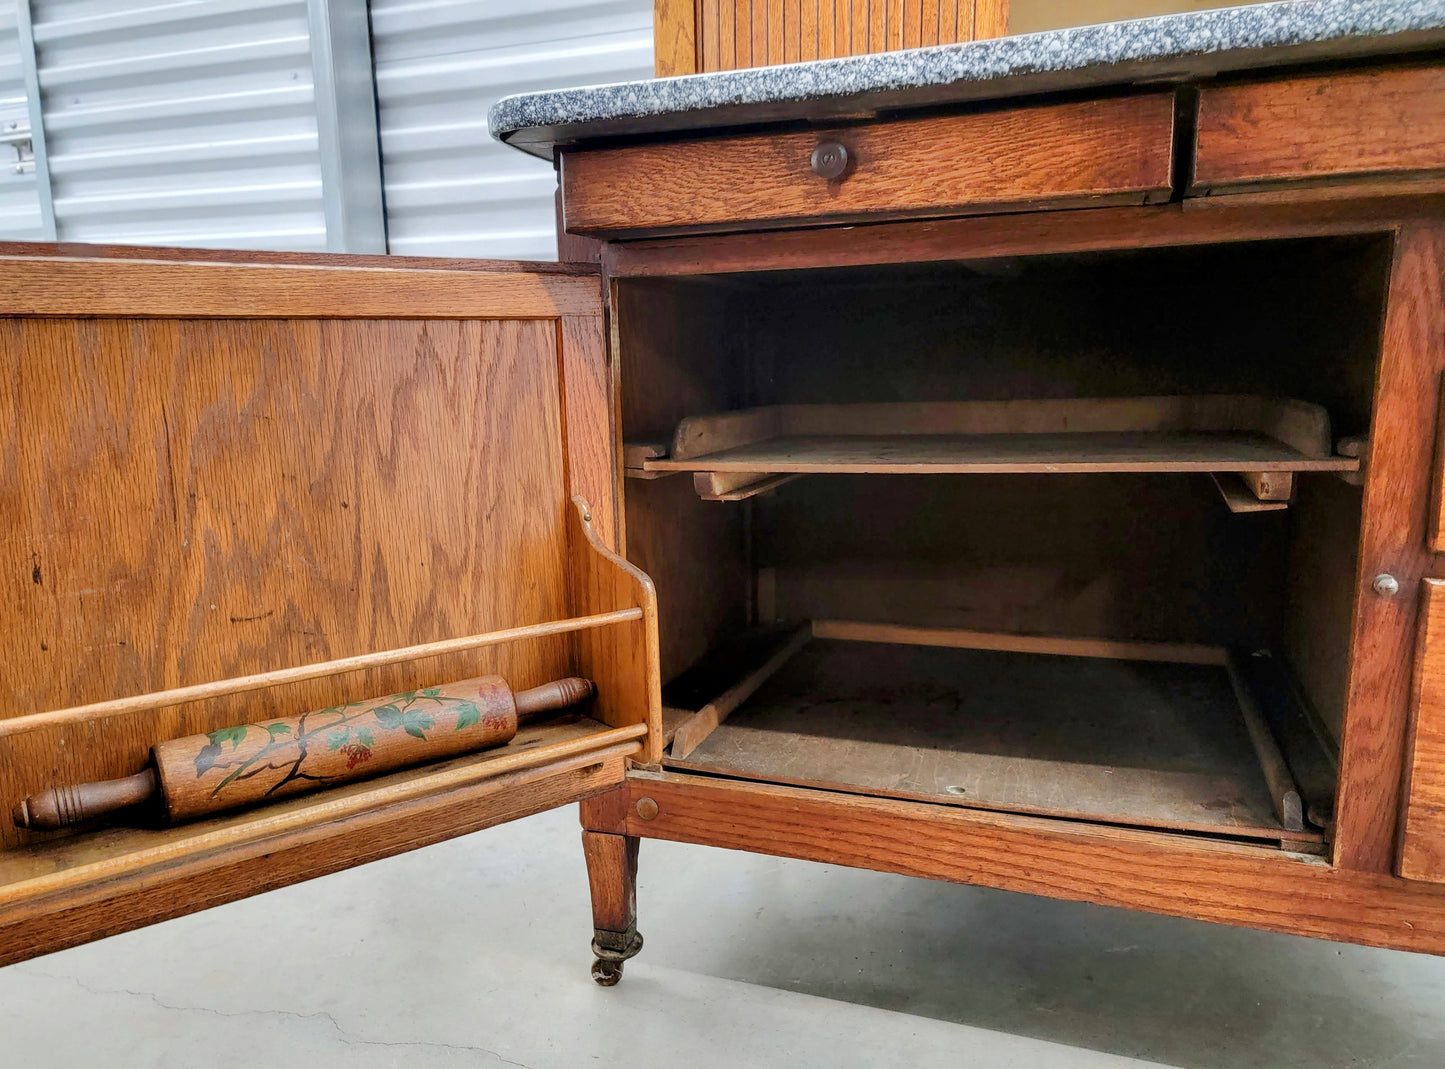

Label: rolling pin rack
[0,500,659,919]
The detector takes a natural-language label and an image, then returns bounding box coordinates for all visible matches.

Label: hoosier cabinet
[6,0,1445,982]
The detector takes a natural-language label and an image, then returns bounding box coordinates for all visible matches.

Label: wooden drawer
[560,94,1177,237]
[1193,65,1445,194]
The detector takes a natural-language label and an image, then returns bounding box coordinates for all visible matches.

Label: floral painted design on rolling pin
[157,677,519,821]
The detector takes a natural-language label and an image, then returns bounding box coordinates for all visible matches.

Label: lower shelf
[664,632,1325,847]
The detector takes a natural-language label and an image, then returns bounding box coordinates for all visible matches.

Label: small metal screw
[635,797,659,820]
[1373,573,1400,597]
[810,141,850,181]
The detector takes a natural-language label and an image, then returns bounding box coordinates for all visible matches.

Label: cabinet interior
[617,235,1393,848]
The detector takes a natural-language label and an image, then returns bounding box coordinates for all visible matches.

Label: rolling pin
[13,675,594,830]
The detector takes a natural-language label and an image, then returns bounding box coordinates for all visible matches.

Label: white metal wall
[0,0,652,257]
[0,4,44,240]
[370,0,653,260]
[31,0,328,249]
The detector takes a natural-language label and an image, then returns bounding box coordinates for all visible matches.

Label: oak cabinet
[5,58,1445,976]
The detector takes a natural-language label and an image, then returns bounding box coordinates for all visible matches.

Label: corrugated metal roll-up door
[0,3,45,240]
[371,0,654,260]
[32,0,329,250]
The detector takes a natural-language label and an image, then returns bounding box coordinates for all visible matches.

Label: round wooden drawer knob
[811,141,850,181]
[635,797,659,820]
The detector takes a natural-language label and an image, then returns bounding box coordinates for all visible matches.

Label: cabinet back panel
[762,473,1290,647]
[0,317,574,846]
[746,238,1388,441]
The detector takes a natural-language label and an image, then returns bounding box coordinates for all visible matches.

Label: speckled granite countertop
[490,0,1445,158]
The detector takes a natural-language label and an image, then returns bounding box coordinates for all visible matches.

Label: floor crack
[21,968,534,1068]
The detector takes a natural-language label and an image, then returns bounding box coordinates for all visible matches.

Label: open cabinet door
[0,245,658,965]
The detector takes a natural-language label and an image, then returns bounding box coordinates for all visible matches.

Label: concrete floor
[3,806,1445,1069]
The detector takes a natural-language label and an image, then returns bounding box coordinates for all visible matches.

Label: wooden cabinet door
[0,244,658,964]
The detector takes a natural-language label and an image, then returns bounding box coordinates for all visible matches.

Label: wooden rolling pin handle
[514,677,595,723]
[12,768,159,831]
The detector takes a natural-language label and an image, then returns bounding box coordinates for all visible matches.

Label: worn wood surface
[1211,472,1290,512]
[1401,579,1445,881]
[1225,652,1306,833]
[1194,65,1445,193]
[622,769,1445,955]
[655,396,1343,467]
[670,622,812,758]
[563,94,1174,237]
[666,636,1312,842]
[0,746,636,967]
[652,430,1355,476]
[693,471,802,501]
[582,830,640,933]
[810,620,1227,665]
[1334,227,1445,873]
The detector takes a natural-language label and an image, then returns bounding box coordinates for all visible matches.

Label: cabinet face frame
[598,194,1445,931]
[0,244,660,965]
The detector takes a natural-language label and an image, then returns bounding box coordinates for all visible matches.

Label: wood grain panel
[850,0,867,55]
[562,95,1175,237]
[1195,65,1445,192]
[654,0,699,75]
[0,253,597,318]
[919,0,938,46]
[559,312,619,549]
[667,0,999,72]
[1333,227,1445,873]
[624,771,1445,956]
[1402,579,1445,881]
[0,313,583,848]
[972,0,1006,38]
[886,0,903,50]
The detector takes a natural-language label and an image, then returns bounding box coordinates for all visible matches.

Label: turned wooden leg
[581,829,642,986]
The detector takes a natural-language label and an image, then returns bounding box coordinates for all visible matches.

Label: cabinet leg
[582,829,642,986]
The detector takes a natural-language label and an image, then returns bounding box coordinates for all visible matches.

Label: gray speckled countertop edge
[491,0,1445,157]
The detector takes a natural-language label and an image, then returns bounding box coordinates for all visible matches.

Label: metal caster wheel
[590,927,643,986]
[591,958,624,986]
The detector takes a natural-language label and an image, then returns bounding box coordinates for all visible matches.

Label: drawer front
[1402,578,1445,882]
[561,94,1176,237]
[1193,65,1445,193]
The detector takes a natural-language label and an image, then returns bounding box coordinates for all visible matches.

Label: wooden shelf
[663,624,1326,848]
[632,397,1359,506]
